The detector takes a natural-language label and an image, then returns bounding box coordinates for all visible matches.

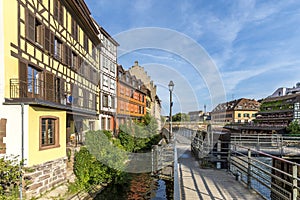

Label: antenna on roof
[232,94,234,100]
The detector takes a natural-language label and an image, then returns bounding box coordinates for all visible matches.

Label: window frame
[39,116,60,150]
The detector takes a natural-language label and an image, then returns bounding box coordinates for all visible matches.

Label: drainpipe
[19,103,24,200]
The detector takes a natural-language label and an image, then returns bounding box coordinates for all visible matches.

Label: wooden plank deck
[177,143,262,200]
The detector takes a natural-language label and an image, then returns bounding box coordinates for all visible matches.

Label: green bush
[73,130,129,191]
[287,120,300,135]
[0,156,21,199]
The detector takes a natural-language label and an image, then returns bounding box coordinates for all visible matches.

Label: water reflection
[95,173,170,200]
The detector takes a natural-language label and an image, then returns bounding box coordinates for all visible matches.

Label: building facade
[116,65,146,130]
[211,98,260,124]
[128,61,162,130]
[188,110,204,121]
[95,22,119,133]
[241,94,300,135]
[0,0,101,197]
[255,94,300,127]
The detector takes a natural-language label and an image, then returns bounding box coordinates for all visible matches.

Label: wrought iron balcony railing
[9,78,97,112]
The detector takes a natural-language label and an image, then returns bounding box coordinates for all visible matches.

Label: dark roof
[212,98,260,113]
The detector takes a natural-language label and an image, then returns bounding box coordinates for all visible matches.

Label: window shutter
[83,90,88,108]
[59,4,64,25]
[44,26,50,52]
[27,11,35,41]
[19,61,27,98]
[60,78,65,98]
[63,45,72,66]
[63,44,67,64]
[54,0,58,17]
[49,31,54,55]
[68,47,72,66]
[77,57,82,71]
[45,71,55,102]
[36,23,44,45]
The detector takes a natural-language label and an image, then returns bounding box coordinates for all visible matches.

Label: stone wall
[24,157,67,199]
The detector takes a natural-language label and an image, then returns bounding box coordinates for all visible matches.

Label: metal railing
[10,78,96,111]
[229,144,300,200]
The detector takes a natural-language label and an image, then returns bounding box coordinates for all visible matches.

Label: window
[102,57,108,69]
[120,101,124,111]
[54,0,64,25]
[107,118,111,130]
[27,11,44,46]
[118,71,122,79]
[108,96,112,107]
[92,44,97,60]
[101,117,106,130]
[238,113,241,118]
[252,113,256,117]
[89,121,95,131]
[54,37,62,59]
[295,102,300,110]
[110,62,115,73]
[27,65,42,95]
[103,95,108,107]
[111,97,115,109]
[35,19,44,46]
[71,52,77,69]
[243,113,249,117]
[130,90,134,98]
[294,111,300,119]
[110,81,115,90]
[90,68,97,85]
[40,117,59,150]
[103,75,108,87]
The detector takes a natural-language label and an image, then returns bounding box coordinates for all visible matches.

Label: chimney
[134,61,139,66]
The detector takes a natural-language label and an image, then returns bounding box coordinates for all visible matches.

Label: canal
[94,173,173,200]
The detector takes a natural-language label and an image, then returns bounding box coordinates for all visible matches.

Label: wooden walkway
[176,139,262,200]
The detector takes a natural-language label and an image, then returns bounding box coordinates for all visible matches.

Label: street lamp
[168,80,174,143]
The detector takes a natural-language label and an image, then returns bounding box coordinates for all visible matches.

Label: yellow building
[211,98,261,124]
[0,0,100,197]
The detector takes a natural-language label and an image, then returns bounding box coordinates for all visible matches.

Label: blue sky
[85,0,300,115]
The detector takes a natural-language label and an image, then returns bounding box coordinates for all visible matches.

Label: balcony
[8,79,97,116]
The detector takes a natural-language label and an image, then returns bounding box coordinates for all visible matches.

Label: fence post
[227,145,231,172]
[151,147,154,175]
[292,164,298,200]
[247,149,252,189]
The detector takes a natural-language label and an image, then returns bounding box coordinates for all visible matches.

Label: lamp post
[168,80,174,143]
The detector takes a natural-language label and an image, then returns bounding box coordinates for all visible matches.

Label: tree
[118,114,159,152]
[287,120,300,135]
[172,113,190,122]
